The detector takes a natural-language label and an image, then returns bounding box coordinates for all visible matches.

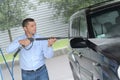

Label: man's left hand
[48,37,56,47]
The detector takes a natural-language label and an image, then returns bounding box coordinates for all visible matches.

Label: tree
[0,0,34,42]
[37,0,112,22]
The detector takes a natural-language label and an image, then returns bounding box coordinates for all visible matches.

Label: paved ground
[46,55,74,80]
[0,55,74,80]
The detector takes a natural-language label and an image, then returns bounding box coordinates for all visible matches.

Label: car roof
[71,0,120,18]
[87,0,120,14]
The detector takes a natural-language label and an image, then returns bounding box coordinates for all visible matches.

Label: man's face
[24,21,36,35]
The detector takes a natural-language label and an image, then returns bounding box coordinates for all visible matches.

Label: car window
[70,11,87,37]
[91,10,120,38]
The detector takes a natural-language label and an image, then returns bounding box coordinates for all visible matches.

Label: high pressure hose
[0,48,14,80]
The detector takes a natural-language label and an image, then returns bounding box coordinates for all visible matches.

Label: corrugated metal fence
[0,2,69,53]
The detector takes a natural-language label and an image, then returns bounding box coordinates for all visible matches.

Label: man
[6,18,56,80]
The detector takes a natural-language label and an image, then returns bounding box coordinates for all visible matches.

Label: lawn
[0,39,69,63]
[53,39,69,50]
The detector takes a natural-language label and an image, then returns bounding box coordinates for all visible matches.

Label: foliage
[0,0,35,30]
[38,0,112,22]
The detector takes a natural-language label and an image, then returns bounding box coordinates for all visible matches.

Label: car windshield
[91,9,120,38]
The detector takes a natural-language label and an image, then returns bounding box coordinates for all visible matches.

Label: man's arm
[42,38,56,58]
[6,39,21,53]
[6,37,30,53]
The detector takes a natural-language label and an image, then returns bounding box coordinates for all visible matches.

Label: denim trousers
[21,65,49,80]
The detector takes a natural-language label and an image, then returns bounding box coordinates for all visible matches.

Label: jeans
[21,65,49,80]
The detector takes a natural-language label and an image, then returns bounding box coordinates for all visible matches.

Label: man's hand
[19,39,31,47]
[48,37,57,47]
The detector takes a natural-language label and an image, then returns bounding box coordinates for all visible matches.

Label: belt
[24,65,45,72]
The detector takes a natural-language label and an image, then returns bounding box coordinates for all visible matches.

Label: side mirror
[70,37,87,48]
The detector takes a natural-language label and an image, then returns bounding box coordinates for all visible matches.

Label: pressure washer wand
[28,36,83,42]
[36,37,70,40]
[38,37,73,40]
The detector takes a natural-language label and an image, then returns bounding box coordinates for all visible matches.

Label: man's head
[22,18,36,37]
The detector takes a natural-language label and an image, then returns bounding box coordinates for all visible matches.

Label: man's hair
[22,18,35,27]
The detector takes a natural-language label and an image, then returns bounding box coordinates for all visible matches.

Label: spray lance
[13,36,81,58]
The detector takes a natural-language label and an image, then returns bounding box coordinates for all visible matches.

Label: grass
[0,39,69,63]
[0,54,15,63]
[53,39,69,50]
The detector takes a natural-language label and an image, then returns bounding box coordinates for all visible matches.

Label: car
[68,0,120,80]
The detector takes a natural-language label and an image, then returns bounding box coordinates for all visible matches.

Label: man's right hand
[19,39,31,47]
